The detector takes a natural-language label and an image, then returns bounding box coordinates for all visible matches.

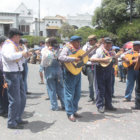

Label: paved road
[0,64,140,140]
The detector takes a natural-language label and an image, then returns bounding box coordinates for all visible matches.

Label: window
[26,25,30,33]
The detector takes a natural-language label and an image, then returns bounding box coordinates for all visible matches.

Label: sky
[0,0,102,17]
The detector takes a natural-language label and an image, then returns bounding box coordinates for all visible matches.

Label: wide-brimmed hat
[104,37,112,43]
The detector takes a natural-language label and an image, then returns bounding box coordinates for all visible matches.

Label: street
[0,64,140,140]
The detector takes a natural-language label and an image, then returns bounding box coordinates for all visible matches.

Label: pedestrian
[131,42,140,109]
[0,35,9,118]
[82,35,97,103]
[90,37,117,113]
[2,28,29,129]
[59,35,82,122]
[41,37,65,111]
[37,41,45,84]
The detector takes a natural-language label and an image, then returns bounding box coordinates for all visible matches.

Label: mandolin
[100,51,123,67]
[64,45,98,75]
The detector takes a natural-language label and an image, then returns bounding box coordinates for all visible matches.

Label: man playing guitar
[122,41,140,102]
[90,37,117,113]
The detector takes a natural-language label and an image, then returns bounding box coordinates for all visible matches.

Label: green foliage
[22,36,46,48]
[74,26,117,45]
[58,23,75,38]
[92,0,140,33]
[117,19,140,45]
[75,26,95,45]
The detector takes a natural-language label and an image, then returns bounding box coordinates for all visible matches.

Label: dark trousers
[4,72,26,127]
[135,70,140,108]
[0,71,8,114]
[85,65,94,99]
[94,64,113,109]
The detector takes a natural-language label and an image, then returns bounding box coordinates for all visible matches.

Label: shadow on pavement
[77,112,105,122]
[26,103,40,108]
[115,95,124,99]
[23,111,35,119]
[27,92,44,99]
[106,108,132,114]
[24,120,56,133]
[81,90,89,94]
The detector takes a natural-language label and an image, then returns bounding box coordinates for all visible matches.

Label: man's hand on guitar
[74,57,81,62]
[101,57,111,63]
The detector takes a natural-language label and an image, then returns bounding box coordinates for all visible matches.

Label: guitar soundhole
[132,57,135,60]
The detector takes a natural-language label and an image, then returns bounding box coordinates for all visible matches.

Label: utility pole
[130,0,132,23]
[38,0,40,36]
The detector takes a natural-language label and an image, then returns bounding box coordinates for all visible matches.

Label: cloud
[0,0,102,17]
[80,0,102,15]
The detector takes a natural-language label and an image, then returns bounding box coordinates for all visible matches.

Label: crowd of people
[0,28,140,129]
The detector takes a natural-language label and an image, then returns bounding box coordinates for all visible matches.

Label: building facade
[0,3,93,37]
[0,12,19,36]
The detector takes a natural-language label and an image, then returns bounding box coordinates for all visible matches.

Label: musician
[2,28,29,129]
[122,41,140,102]
[41,37,65,111]
[82,35,97,103]
[59,36,82,122]
[37,41,45,84]
[19,39,32,95]
[90,37,117,113]
[132,53,140,109]
[0,36,8,118]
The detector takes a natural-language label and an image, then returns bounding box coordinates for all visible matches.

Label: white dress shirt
[2,40,24,72]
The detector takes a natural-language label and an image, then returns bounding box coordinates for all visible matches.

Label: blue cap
[70,36,82,42]
[133,41,140,46]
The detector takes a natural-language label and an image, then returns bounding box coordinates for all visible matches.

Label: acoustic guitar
[134,55,140,70]
[64,45,98,75]
[122,52,139,68]
[100,51,123,67]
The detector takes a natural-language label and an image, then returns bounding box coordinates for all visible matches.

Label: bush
[22,36,46,48]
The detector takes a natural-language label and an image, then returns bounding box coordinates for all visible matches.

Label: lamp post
[38,0,40,36]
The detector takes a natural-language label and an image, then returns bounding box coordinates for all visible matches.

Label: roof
[44,16,62,20]
[0,20,14,24]
[46,26,60,30]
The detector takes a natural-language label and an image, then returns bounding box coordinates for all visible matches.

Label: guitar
[64,45,98,75]
[122,52,139,68]
[134,55,140,70]
[100,51,123,67]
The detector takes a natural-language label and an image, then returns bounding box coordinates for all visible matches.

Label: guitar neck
[82,45,97,58]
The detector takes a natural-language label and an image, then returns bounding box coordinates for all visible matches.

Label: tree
[58,23,75,38]
[117,19,140,45]
[92,0,140,33]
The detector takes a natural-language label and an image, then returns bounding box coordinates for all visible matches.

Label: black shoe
[18,120,29,125]
[68,115,76,122]
[8,125,24,129]
[105,106,117,111]
[74,113,82,118]
[88,98,94,102]
[2,113,8,118]
[123,98,131,102]
[131,106,140,110]
[98,107,104,113]
[26,92,32,94]
[0,112,4,116]
[112,95,115,98]
[45,97,50,100]
[61,106,65,111]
